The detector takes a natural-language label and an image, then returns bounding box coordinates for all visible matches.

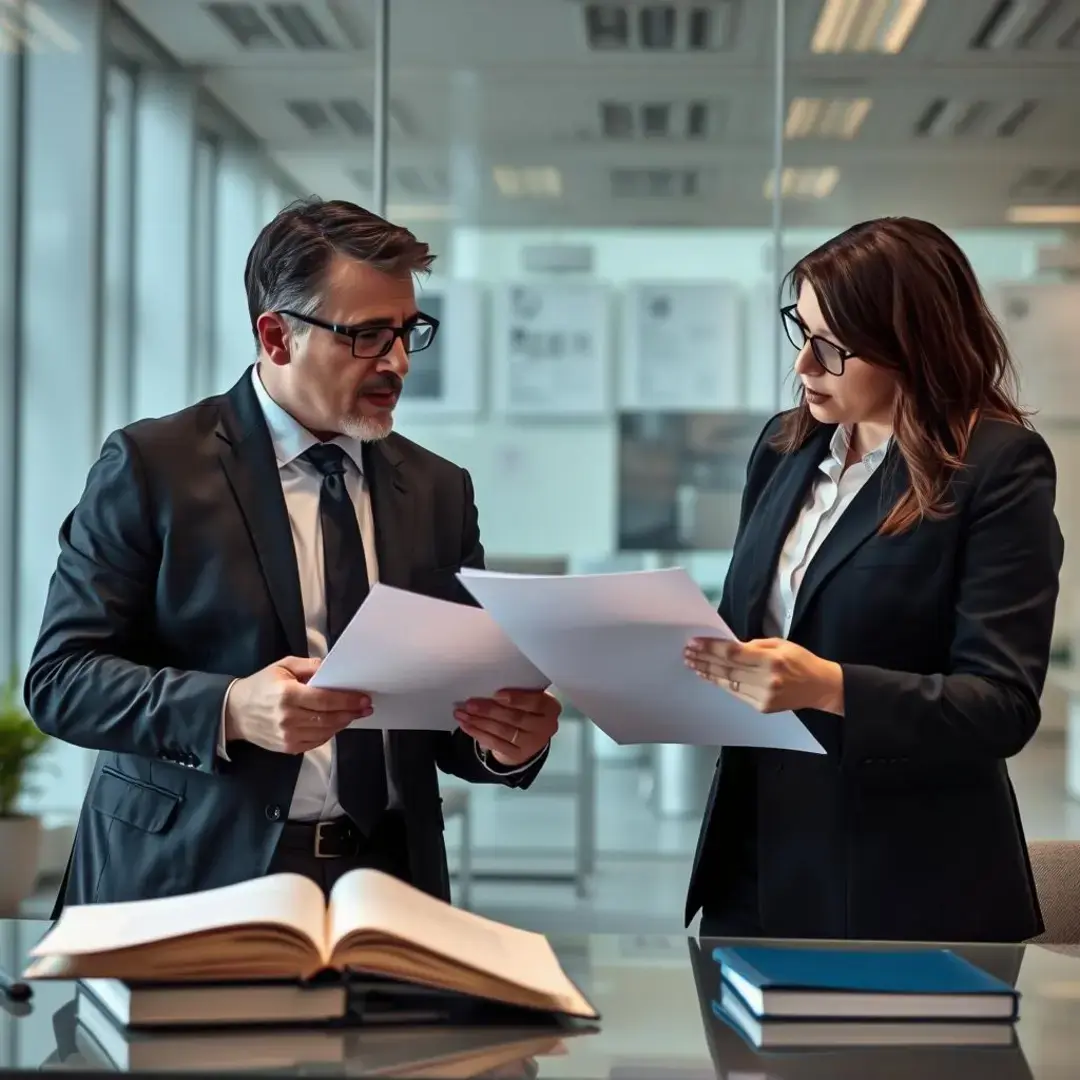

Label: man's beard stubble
[341,413,393,442]
[341,372,402,441]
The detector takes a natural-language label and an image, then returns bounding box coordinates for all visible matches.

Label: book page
[30,873,328,961]
[327,870,595,1016]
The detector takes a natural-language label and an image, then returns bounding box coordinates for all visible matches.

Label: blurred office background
[2,0,1080,933]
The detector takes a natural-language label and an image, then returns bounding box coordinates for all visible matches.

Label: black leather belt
[278,817,362,859]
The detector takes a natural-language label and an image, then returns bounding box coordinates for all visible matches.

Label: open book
[24,868,597,1021]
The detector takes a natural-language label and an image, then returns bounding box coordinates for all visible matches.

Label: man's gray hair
[244,196,434,340]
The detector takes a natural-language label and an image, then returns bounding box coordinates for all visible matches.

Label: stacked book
[67,989,575,1076]
[711,945,1020,1051]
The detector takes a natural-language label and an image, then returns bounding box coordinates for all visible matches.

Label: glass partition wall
[2,0,1078,929]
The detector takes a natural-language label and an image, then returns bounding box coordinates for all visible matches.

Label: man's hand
[454,689,561,767]
[224,656,373,754]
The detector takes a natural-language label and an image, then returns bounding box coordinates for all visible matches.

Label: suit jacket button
[265,804,282,821]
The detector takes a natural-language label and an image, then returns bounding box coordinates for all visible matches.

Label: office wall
[5,0,298,822]
[0,31,19,679]
[131,70,198,421]
[16,0,109,813]
[394,224,1067,570]
[3,0,1076,830]
[211,143,269,397]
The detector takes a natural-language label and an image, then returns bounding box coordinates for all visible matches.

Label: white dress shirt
[763,424,891,640]
[221,366,531,821]
[250,366,381,821]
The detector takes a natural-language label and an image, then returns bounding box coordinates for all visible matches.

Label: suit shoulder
[384,431,469,481]
[113,395,227,458]
[966,417,1054,473]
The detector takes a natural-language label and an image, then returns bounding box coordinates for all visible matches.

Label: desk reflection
[41,993,569,1077]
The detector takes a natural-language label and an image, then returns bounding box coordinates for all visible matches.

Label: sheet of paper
[458,567,825,754]
[309,584,548,731]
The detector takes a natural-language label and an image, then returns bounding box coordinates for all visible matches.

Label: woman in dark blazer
[683,216,1063,943]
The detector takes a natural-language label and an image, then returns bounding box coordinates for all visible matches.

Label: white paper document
[309,584,548,731]
[458,567,825,754]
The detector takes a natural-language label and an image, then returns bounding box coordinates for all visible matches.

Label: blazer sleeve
[839,429,1063,764]
[434,467,547,789]
[23,430,231,772]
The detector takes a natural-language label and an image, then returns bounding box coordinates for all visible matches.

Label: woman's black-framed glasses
[780,304,853,377]
[277,310,439,360]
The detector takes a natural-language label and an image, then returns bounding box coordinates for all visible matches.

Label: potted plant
[0,672,48,914]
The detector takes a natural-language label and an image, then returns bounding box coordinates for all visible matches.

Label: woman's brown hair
[775,216,1028,534]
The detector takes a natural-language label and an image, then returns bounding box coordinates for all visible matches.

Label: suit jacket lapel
[364,438,414,590]
[215,370,308,658]
[786,442,908,640]
[735,425,832,640]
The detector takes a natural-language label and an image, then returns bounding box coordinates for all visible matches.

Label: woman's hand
[684,637,845,715]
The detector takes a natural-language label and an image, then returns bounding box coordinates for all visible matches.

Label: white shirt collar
[250,365,365,474]
[823,424,891,476]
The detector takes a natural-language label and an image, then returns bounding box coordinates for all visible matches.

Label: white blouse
[763,425,891,639]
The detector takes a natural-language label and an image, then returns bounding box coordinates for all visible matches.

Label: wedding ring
[511,729,519,746]
[729,680,740,694]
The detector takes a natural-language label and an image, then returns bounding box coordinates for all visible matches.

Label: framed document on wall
[491,281,612,417]
[619,282,741,411]
[395,279,484,421]
[990,282,1080,422]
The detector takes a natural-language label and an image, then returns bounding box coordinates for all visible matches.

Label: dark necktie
[301,443,387,832]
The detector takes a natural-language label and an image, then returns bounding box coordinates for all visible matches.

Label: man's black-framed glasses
[780,304,854,377]
[278,310,440,360]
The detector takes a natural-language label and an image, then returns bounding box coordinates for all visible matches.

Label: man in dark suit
[24,197,561,912]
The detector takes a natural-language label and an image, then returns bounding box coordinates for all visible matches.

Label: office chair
[1027,840,1080,944]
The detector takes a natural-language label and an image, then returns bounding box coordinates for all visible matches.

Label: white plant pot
[0,814,43,915]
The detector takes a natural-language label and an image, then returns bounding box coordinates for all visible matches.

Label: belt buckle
[314,821,337,859]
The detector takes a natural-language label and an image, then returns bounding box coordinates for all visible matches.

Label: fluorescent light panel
[811,0,927,54]
[764,167,841,199]
[785,97,873,138]
[1007,205,1080,224]
[493,167,563,198]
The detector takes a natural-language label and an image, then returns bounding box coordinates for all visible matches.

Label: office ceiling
[114,0,1080,231]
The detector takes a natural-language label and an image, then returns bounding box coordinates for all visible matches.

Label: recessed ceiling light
[1006,205,1080,225]
[764,167,841,199]
[785,98,873,139]
[492,167,563,198]
[811,0,927,54]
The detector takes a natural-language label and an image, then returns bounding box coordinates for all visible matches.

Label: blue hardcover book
[712,946,1019,1022]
